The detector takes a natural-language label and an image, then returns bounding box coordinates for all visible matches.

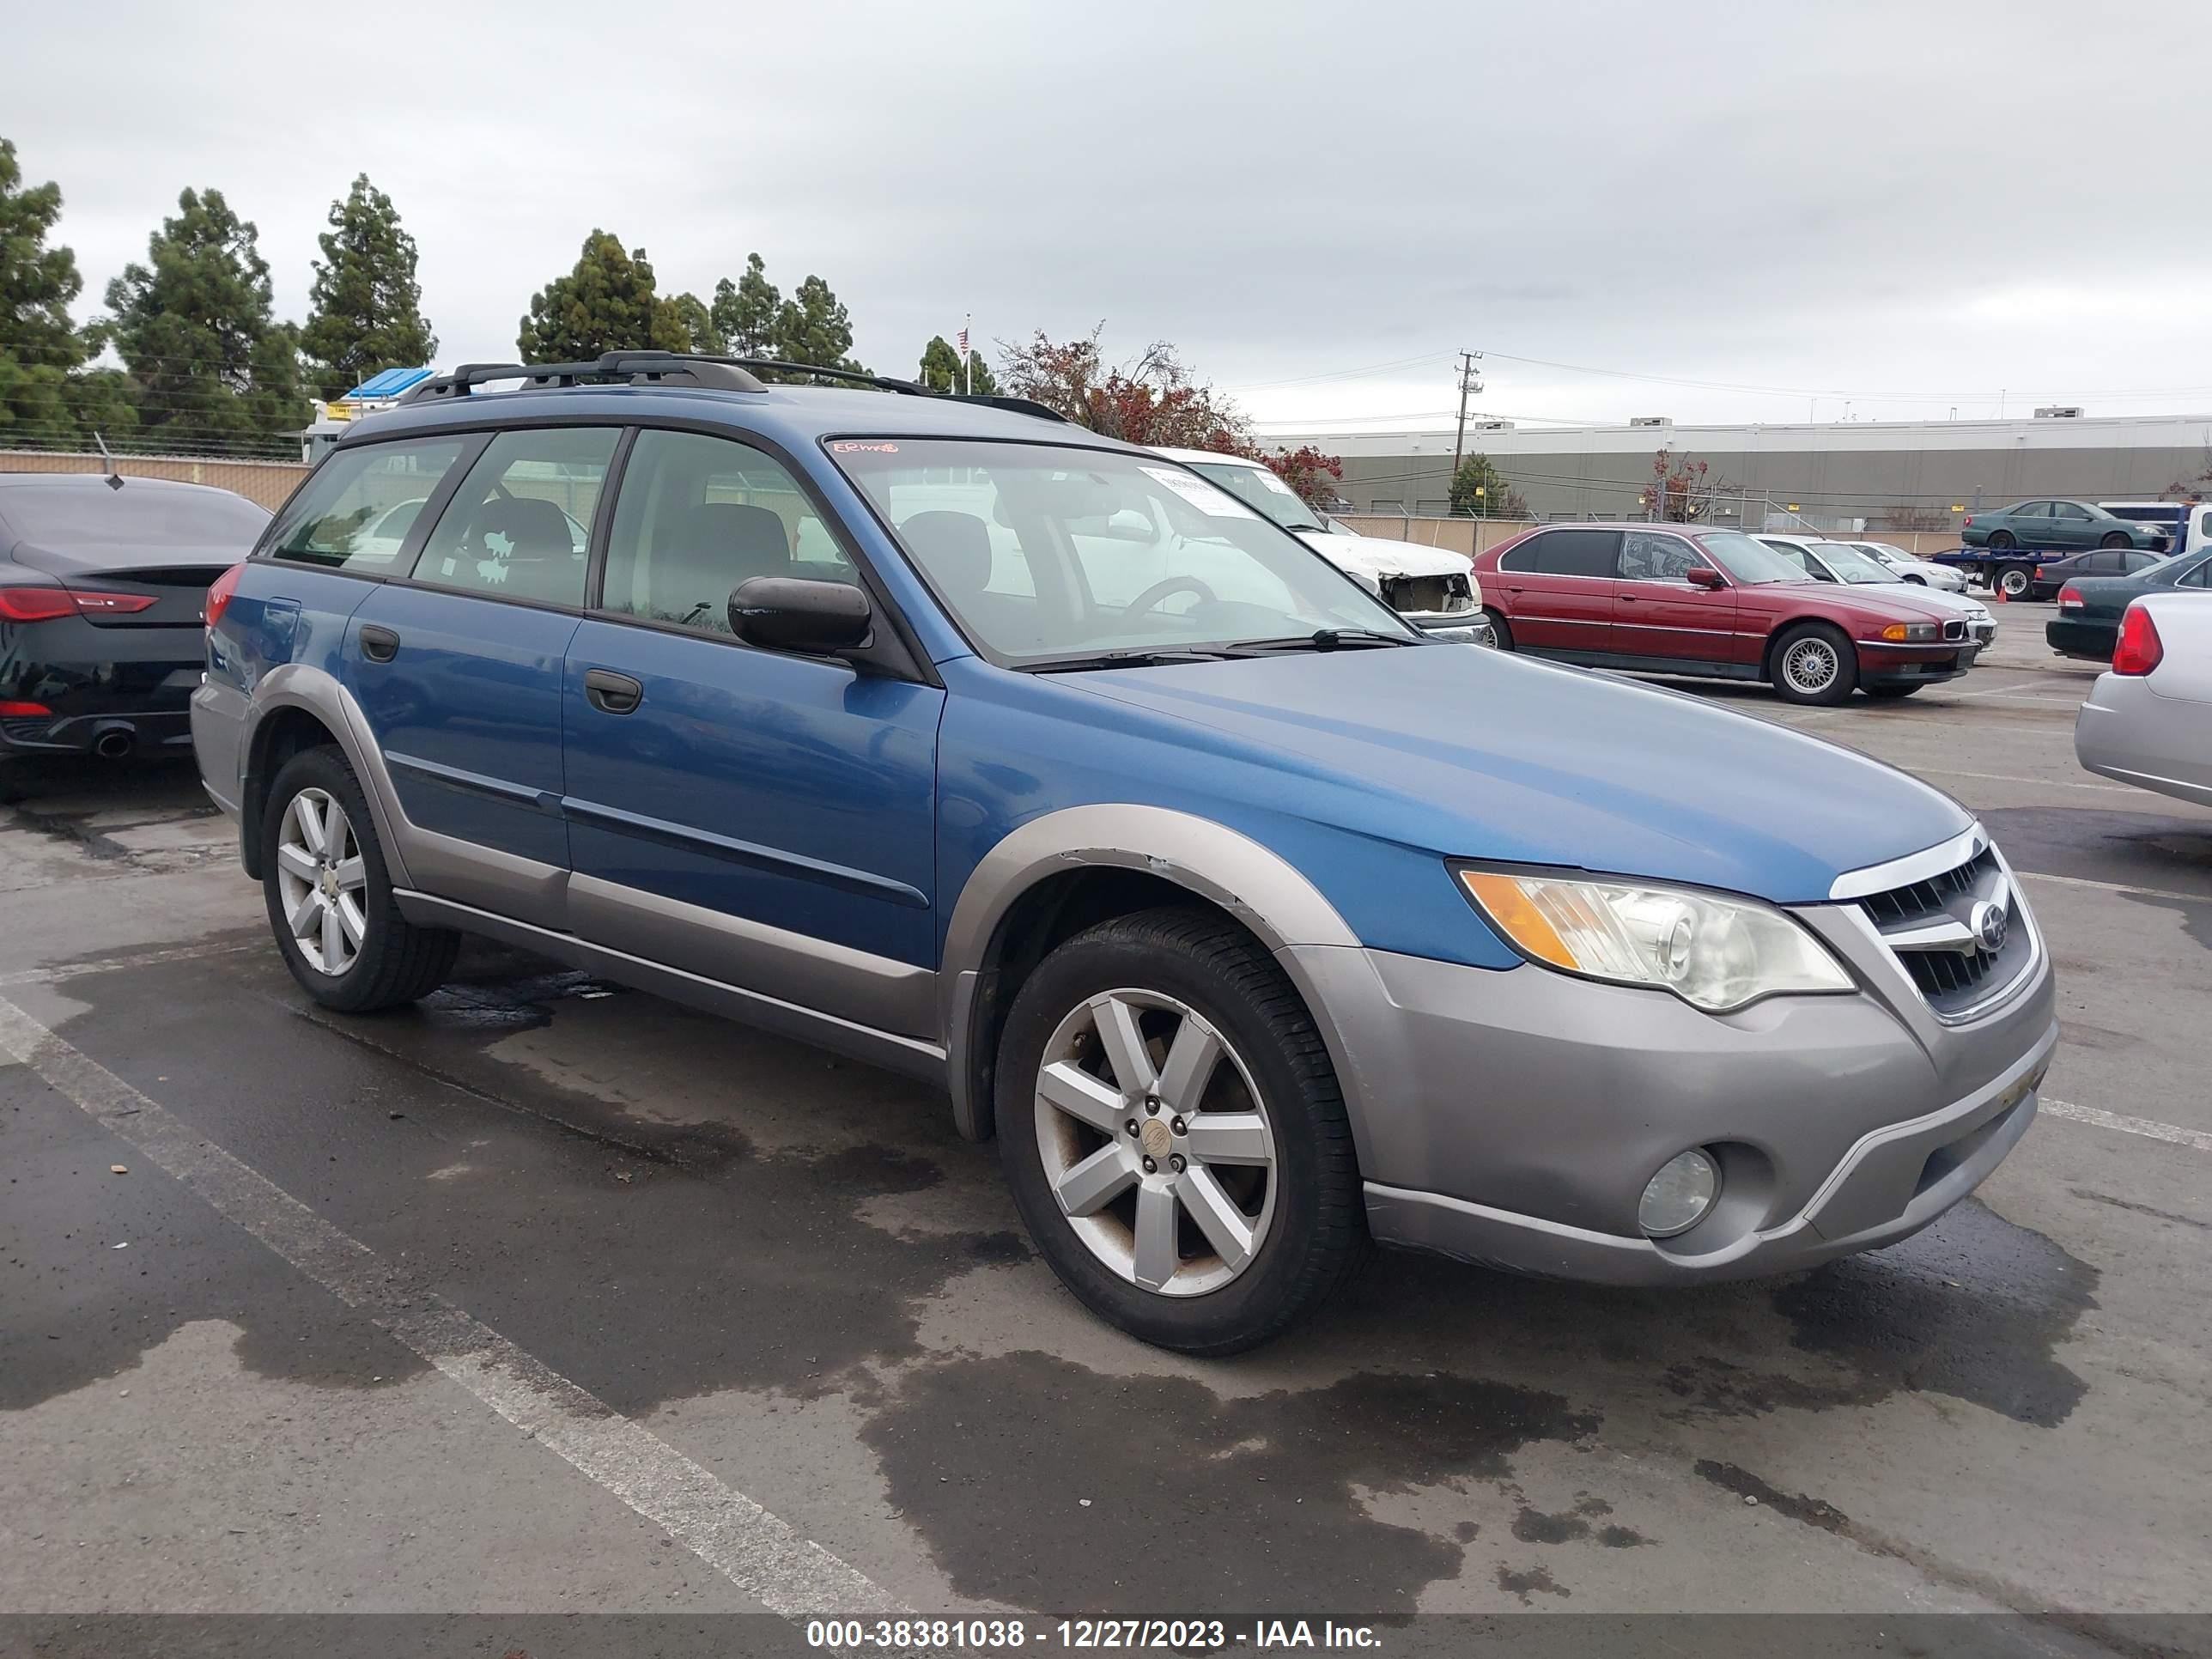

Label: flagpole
[963,313,972,398]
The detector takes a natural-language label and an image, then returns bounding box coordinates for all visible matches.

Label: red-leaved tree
[1264,445,1344,508]
[1638,447,1732,523]
[998,326,1253,451]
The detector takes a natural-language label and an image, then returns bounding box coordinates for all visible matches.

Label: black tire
[1903,574,1926,585]
[261,744,460,1012]
[1768,622,1859,707]
[1987,531,2017,551]
[1996,563,2033,599]
[1482,608,1515,652]
[2100,532,2130,550]
[994,906,1366,1354]
[1862,683,1923,700]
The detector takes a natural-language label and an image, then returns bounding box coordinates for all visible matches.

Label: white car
[1152,447,1490,642]
[2075,592,2212,807]
[1850,541,1967,592]
[1759,534,1997,645]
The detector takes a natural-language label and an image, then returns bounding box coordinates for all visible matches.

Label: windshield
[1697,530,1813,585]
[1810,543,1900,584]
[832,440,1413,665]
[1184,460,1327,532]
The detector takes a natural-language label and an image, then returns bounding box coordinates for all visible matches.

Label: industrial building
[1268,410,2212,532]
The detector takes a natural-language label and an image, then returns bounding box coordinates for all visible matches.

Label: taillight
[2057,585,2084,610]
[203,562,246,630]
[1962,515,1974,527]
[0,700,52,717]
[2112,605,2163,676]
[0,586,157,621]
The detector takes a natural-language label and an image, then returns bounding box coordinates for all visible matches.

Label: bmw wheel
[1770,622,1858,707]
[262,746,460,1012]
[995,908,1365,1353]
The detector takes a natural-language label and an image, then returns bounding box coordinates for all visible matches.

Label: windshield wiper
[1024,647,1243,673]
[1230,628,1420,654]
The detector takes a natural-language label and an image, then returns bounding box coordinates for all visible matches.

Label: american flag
[956,321,969,356]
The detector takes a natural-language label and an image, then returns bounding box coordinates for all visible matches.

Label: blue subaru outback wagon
[193,351,2056,1352]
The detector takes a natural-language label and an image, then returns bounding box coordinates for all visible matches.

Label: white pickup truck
[1152,447,1491,644]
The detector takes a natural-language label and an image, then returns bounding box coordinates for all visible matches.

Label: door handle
[359,625,399,663]
[583,667,643,715]
[1619,594,1640,604]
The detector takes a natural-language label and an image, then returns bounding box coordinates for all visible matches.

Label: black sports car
[1,474,268,765]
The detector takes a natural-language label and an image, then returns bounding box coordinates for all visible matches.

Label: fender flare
[939,804,1364,1141]
[240,664,416,890]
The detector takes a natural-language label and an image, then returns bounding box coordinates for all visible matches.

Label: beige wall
[1340,514,1964,557]
[0,449,309,511]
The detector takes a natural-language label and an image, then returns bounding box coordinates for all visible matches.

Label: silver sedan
[1853,541,1969,592]
[2075,592,2212,808]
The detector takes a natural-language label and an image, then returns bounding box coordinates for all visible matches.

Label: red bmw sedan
[1474,523,1983,706]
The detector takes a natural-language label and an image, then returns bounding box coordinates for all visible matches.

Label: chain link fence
[0,449,309,511]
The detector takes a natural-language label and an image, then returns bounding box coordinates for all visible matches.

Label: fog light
[1639,1149,1721,1238]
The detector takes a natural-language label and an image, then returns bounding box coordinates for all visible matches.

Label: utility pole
[1451,349,1484,507]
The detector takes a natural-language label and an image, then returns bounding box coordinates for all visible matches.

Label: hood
[1293,527,1471,582]
[1752,580,1968,623]
[1061,645,1969,905]
[1859,582,1985,618]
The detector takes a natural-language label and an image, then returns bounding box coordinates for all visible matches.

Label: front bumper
[1283,875,2054,1285]
[1856,639,1979,687]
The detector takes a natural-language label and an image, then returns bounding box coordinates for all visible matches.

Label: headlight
[1876,621,1940,642]
[1456,869,1853,1012]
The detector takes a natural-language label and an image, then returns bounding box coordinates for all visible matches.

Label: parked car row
[170,349,2053,1352]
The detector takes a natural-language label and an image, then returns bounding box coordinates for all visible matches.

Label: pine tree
[667,292,725,355]
[709,253,781,357]
[0,137,126,446]
[918,334,998,395]
[301,174,436,401]
[104,186,306,449]
[516,230,690,362]
[768,275,860,371]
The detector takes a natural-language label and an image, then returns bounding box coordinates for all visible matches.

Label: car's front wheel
[2100,532,2130,550]
[262,745,460,1012]
[995,908,1365,1354]
[1482,608,1514,651]
[1770,623,1859,707]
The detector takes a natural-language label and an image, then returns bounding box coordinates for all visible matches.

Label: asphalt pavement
[2,601,2207,1645]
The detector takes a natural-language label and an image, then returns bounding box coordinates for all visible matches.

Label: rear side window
[266,438,469,573]
[1499,529,1620,576]
[599,428,858,633]
[2008,501,2051,518]
[411,428,618,608]
[2124,552,2161,573]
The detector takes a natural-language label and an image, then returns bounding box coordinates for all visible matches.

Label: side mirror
[1686,565,1727,589]
[729,576,872,656]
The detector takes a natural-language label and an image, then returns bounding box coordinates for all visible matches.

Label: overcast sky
[8,0,2208,435]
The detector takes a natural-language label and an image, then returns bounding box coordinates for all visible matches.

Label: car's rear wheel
[994,907,1364,1354]
[1988,531,2017,551]
[1769,623,1858,707]
[1996,563,2033,599]
[2100,532,2130,550]
[1481,608,1514,651]
[1863,683,1923,700]
[262,745,460,1012]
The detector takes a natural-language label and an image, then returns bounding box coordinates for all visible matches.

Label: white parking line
[0,993,908,1620]
[1912,766,2142,795]
[2043,1098,2212,1155]
[2018,869,2212,906]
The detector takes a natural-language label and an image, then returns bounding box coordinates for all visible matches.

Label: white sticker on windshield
[1141,465,1261,519]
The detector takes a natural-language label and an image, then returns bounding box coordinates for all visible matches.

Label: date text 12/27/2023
[805,1619,1382,1650]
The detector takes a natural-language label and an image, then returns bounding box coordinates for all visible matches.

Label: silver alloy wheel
[1034,988,1278,1297]
[275,787,368,977]
[1782,635,1841,696]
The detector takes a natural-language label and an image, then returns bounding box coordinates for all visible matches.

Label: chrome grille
[1853,843,2035,1019]
[1942,618,1966,641]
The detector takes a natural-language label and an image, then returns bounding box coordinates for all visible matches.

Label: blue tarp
[343,367,434,400]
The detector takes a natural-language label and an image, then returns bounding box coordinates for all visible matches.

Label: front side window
[410,427,617,607]
[600,428,859,633]
[267,437,470,573]
[1618,530,1707,581]
[1187,460,1327,532]
[831,439,1408,665]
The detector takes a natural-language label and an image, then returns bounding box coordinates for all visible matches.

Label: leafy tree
[710,253,781,356]
[998,326,1250,449]
[0,137,129,446]
[516,230,690,362]
[1264,445,1344,509]
[300,174,436,401]
[918,333,999,395]
[768,274,861,371]
[668,292,725,355]
[1448,453,1528,518]
[104,186,307,448]
[1638,447,1731,523]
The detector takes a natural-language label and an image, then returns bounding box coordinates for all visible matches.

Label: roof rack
[725,359,930,397]
[399,351,768,404]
